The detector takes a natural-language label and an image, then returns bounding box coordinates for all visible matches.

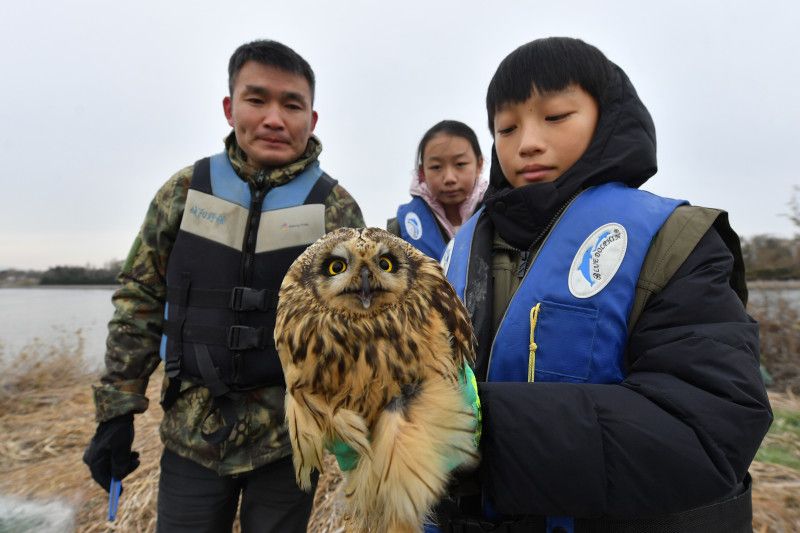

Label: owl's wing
[276,316,373,490]
[275,311,326,489]
[426,267,477,368]
[284,389,324,490]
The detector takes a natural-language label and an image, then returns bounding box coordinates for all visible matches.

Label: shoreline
[747,279,800,290]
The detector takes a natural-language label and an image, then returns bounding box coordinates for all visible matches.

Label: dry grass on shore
[1,346,799,532]
[0,341,164,532]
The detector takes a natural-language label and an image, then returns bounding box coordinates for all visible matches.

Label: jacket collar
[224,132,323,187]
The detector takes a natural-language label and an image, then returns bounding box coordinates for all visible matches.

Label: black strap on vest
[190,157,212,193]
[439,476,752,533]
[193,344,241,445]
[305,172,337,204]
[161,272,190,411]
[166,286,277,312]
[163,322,274,350]
[164,272,191,379]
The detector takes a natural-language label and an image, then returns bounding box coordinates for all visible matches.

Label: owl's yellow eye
[327,259,348,276]
[378,256,394,272]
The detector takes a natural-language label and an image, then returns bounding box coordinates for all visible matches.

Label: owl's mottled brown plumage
[275,227,478,532]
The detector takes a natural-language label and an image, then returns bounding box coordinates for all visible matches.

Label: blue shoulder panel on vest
[210,152,251,208]
[486,183,685,384]
[262,161,324,211]
[396,196,449,260]
[445,207,483,301]
[209,153,324,211]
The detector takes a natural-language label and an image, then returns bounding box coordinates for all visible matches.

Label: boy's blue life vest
[397,196,449,260]
[160,152,336,393]
[445,182,685,385]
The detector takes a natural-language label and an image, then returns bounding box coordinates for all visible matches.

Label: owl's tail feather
[346,377,479,533]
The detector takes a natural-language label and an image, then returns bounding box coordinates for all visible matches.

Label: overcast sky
[1,0,798,270]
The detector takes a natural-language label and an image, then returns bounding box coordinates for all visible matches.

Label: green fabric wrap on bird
[326,362,482,473]
[461,363,482,449]
[326,437,361,471]
[444,363,481,472]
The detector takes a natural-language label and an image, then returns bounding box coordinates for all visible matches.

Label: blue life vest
[446,183,684,384]
[160,152,336,390]
[397,196,449,260]
[444,183,684,531]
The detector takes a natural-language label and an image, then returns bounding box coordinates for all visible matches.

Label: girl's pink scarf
[408,171,489,239]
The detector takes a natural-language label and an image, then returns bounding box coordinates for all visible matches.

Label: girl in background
[388,120,488,259]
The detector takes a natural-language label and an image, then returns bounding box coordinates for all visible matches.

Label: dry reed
[748,289,800,393]
[0,335,163,532]
[0,342,798,532]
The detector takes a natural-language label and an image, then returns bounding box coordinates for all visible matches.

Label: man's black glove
[83,414,140,492]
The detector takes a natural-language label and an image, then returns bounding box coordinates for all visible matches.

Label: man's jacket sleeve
[93,169,191,422]
[476,227,772,518]
[324,184,365,231]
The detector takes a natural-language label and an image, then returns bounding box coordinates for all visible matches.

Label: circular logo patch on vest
[568,223,627,299]
[404,212,423,240]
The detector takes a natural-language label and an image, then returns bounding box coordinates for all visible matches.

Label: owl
[274,227,479,533]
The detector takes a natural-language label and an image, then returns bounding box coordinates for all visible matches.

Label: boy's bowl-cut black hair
[228,39,316,103]
[486,37,613,132]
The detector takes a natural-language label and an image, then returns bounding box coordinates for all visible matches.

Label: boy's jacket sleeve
[477,227,772,518]
[93,172,365,423]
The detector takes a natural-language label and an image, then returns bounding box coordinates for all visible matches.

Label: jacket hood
[484,64,658,250]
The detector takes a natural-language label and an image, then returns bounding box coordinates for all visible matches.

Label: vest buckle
[229,286,272,311]
[227,325,264,350]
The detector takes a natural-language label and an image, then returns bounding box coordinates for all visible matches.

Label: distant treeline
[742,235,800,280]
[38,261,123,285]
[33,239,791,283]
[2,231,800,286]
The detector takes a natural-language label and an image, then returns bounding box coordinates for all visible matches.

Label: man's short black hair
[228,39,316,103]
[486,37,613,132]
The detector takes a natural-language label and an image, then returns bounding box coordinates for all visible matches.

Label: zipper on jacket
[241,173,271,285]
[485,190,583,377]
[516,191,583,280]
[516,251,530,279]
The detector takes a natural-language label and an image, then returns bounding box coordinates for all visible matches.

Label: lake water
[0,286,116,369]
[746,284,800,318]
[0,284,798,369]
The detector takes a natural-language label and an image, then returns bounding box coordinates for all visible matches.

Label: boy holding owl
[435,37,771,532]
[82,40,365,532]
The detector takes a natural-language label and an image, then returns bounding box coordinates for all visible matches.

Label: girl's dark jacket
[458,64,772,526]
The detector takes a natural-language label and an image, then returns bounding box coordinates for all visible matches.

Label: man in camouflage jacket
[84,40,364,532]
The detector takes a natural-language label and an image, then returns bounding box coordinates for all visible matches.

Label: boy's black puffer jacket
[467,61,772,525]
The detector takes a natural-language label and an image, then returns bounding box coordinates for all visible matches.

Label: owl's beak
[358,266,372,309]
